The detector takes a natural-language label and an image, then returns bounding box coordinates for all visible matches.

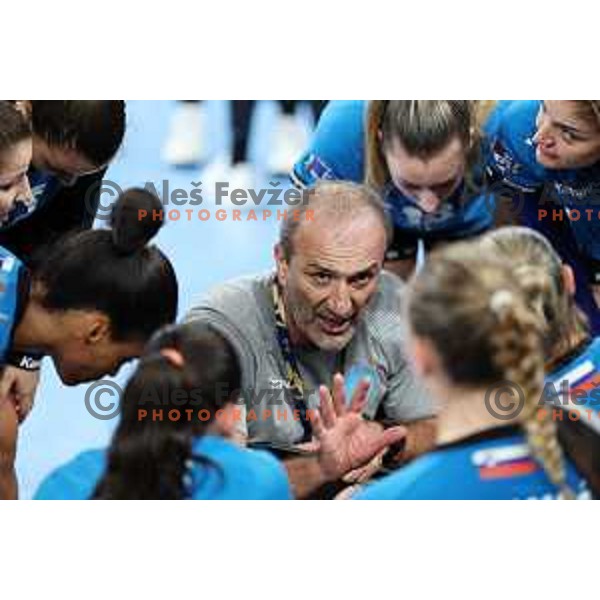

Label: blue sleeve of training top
[291,100,368,188]
[484,100,547,194]
[34,450,106,500]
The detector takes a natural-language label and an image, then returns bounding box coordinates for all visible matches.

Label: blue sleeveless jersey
[354,427,589,500]
[0,246,27,362]
[545,337,600,434]
[292,100,496,241]
[34,434,293,500]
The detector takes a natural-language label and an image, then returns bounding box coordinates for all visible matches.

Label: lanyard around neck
[271,277,313,443]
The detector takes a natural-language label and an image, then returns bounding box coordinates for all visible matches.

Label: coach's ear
[274,244,289,287]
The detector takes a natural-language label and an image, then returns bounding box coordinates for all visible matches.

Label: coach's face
[275,211,387,352]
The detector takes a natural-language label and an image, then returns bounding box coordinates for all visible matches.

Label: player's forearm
[0,466,17,500]
[387,417,437,466]
[405,417,437,459]
[0,402,19,500]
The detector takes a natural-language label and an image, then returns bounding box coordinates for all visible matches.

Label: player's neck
[436,387,510,447]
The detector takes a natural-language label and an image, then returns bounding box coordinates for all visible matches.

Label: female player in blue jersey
[482,226,600,495]
[0,187,178,499]
[0,101,32,221]
[35,322,294,500]
[485,100,600,334]
[355,242,588,500]
[0,100,126,262]
[0,101,36,429]
[292,100,496,279]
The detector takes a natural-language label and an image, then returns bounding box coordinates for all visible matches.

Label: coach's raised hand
[314,374,407,482]
[284,374,407,499]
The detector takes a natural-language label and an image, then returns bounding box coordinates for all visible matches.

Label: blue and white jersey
[292,100,496,241]
[34,434,293,500]
[0,246,27,363]
[545,337,600,434]
[354,427,589,500]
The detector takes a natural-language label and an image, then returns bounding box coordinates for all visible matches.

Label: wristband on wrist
[6,352,43,371]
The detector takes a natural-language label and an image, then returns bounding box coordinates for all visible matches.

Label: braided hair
[408,242,575,498]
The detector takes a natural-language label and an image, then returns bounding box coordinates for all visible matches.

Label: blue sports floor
[16,100,301,499]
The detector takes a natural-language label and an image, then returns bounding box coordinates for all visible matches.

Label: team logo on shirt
[472,444,539,480]
[491,139,521,176]
[343,362,385,408]
[303,154,335,182]
[552,181,600,204]
[269,378,292,390]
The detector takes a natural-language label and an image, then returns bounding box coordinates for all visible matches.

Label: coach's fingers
[311,410,326,440]
[318,385,336,429]
[331,373,347,417]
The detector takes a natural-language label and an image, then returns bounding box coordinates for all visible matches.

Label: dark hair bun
[111,187,164,254]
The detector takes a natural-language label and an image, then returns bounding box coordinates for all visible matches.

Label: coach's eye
[312,273,332,286]
[350,274,373,289]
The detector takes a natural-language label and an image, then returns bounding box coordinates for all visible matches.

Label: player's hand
[0,366,41,423]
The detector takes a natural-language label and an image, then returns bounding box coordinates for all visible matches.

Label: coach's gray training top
[185,271,435,445]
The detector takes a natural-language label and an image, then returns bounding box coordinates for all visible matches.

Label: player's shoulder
[354,451,450,500]
[550,337,600,380]
[484,100,546,186]
[292,101,368,186]
[318,100,367,129]
[34,449,106,500]
[485,100,540,159]
[191,435,292,500]
[486,100,540,137]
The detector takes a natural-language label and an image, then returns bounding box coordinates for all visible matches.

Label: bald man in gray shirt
[186,181,437,494]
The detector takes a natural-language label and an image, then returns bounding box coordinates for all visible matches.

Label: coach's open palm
[313,374,407,481]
